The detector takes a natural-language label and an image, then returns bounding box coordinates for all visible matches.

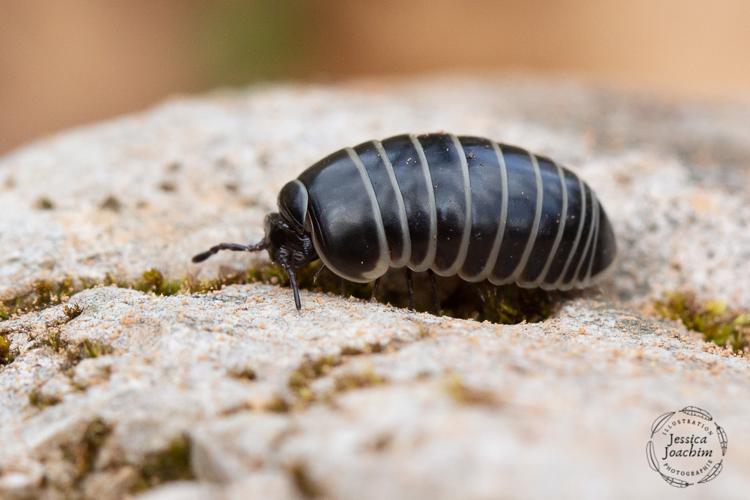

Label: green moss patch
[131,435,195,493]
[0,268,242,321]
[444,372,501,408]
[653,292,750,352]
[285,348,392,408]
[63,303,83,320]
[132,268,182,295]
[99,195,122,212]
[228,365,257,381]
[2,260,561,326]
[333,368,387,393]
[288,354,342,404]
[33,417,114,496]
[75,339,114,360]
[31,419,198,498]
[34,196,55,210]
[1,277,82,318]
[263,394,291,413]
[0,275,104,323]
[288,461,325,499]
[28,388,62,409]
[61,418,112,483]
[0,335,14,365]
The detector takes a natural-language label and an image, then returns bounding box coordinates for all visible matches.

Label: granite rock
[1,77,749,499]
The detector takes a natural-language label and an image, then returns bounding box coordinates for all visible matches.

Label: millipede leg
[312,263,327,284]
[428,270,440,315]
[339,278,347,297]
[287,268,302,311]
[405,269,414,310]
[477,283,491,306]
[371,277,381,302]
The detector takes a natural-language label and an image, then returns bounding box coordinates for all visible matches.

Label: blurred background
[1,0,749,154]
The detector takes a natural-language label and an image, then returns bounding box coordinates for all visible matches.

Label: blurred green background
[1,0,749,153]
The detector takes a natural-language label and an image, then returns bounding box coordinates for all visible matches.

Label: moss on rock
[0,260,561,333]
[653,291,750,352]
[0,335,14,365]
[131,435,195,492]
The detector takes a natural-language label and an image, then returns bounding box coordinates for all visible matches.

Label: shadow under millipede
[290,262,573,324]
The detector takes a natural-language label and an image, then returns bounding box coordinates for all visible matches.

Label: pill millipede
[192,133,617,311]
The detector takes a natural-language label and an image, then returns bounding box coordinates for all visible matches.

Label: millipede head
[191,212,318,310]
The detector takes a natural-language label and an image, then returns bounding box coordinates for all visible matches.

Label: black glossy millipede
[192,133,617,310]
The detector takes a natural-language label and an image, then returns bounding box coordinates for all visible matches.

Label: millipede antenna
[191,241,266,263]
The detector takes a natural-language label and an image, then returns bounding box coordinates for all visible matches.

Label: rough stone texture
[1,77,749,499]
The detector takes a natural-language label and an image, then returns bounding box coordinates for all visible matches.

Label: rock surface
[1,77,749,499]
